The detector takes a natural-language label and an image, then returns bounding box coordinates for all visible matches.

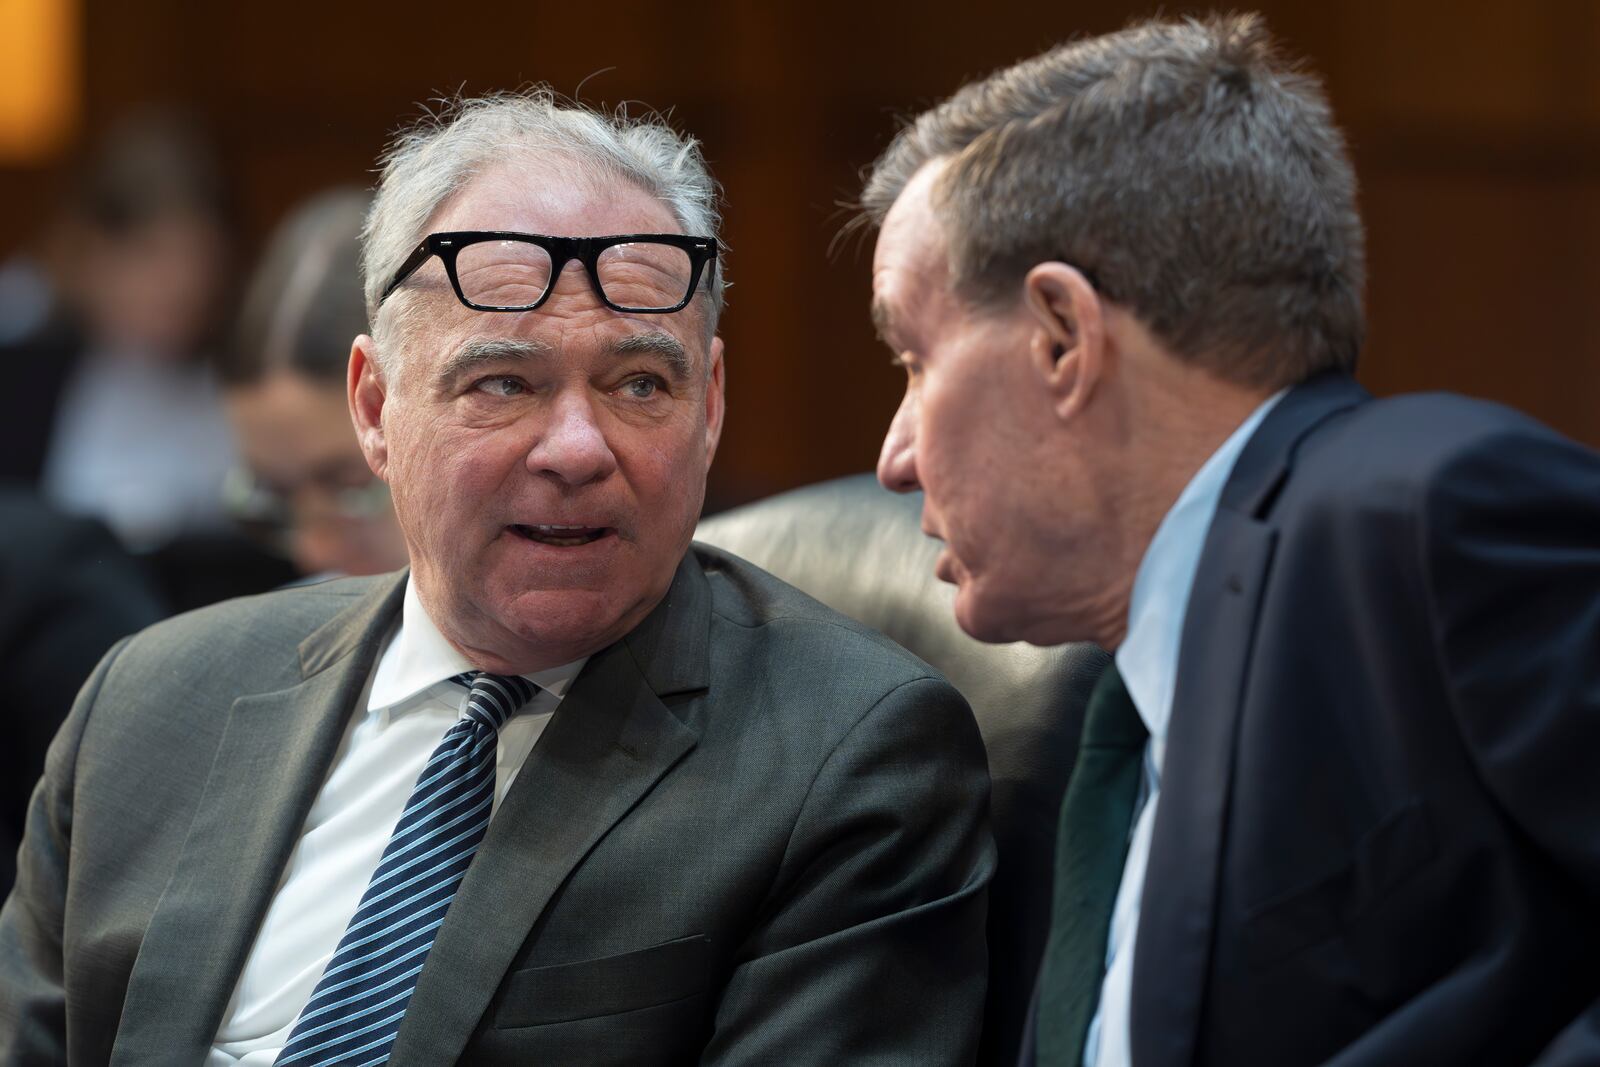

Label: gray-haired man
[0,93,994,1065]
[864,14,1600,1067]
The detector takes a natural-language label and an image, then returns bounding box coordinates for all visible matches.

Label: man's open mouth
[509,524,611,547]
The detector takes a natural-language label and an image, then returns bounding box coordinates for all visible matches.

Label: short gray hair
[363,89,724,351]
[861,14,1365,390]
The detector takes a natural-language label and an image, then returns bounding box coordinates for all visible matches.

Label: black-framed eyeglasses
[378,231,718,314]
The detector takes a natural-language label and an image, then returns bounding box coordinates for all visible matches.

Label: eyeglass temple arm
[700,240,718,288]
[379,240,437,304]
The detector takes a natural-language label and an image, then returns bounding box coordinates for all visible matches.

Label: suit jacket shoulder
[62,575,403,789]
[1286,388,1576,507]
[696,542,948,687]
[111,573,395,687]
[1135,374,1600,1067]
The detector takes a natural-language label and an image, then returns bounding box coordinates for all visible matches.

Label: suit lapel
[1129,374,1366,1067]
[389,556,710,1066]
[112,574,407,1065]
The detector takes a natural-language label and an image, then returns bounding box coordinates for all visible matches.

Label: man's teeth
[514,524,606,545]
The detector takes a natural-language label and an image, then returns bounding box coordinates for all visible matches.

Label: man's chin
[941,556,1016,643]
[952,585,1019,645]
[473,586,660,671]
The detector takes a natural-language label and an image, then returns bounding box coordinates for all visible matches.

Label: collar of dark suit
[1219,371,1369,518]
[294,554,713,698]
[1126,371,1368,1067]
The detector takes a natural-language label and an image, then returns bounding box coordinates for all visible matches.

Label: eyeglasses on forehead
[378,231,718,315]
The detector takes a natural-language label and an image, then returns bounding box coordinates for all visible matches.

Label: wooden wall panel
[1361,170,1600,431]
[2,0,1597,509]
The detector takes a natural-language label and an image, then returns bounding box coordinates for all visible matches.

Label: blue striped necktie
[275,671,536,1067]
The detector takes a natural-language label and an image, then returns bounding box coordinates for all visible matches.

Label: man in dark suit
[0,92,994,1065]
[862,13,1600,1066]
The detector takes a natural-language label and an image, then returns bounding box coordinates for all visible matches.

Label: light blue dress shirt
[1084,389,1285,1066]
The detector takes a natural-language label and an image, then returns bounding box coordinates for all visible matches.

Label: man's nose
[877,391,921,494]
[527,391,618,486]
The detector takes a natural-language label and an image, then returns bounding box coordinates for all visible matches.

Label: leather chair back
[697,474,1106,1065]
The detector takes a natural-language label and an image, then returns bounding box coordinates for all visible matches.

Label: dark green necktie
[1036,660,1149,1067]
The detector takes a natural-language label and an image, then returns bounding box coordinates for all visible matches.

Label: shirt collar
[367,576,588,718]
[1115,389,1286,747]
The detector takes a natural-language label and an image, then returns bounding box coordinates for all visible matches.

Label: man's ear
[349,334,391,479]
[703,335,727,463]
[1023,263,1105,422]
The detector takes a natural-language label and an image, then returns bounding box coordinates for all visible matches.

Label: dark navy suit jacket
[1026,373,1600,1066]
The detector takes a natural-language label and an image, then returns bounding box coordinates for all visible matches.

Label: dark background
[3,0,1597,508]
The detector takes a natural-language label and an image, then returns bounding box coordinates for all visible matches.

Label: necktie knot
[454,671,537,732]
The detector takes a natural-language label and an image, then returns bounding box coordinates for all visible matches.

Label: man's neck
[1090,353,1277,650]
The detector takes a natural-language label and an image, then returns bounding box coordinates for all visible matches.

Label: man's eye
[621,377,660,400]
[475,376,526,397]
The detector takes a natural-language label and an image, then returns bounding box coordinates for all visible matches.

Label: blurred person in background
[0,109,297,607]
[0,109,236,546]
[220,187,408,579]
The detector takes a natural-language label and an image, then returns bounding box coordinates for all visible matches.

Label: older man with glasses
[0,92,994,1066]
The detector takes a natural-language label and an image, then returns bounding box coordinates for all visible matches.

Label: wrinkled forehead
[389,161,714,372]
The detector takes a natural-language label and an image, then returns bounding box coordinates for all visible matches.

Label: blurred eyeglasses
[222,466,391,546]
[378,231,718,314]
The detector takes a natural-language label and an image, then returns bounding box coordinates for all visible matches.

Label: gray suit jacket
[0,545,995,1065]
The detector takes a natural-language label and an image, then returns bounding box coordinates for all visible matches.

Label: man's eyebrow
[612,330,692,378]
[435,337,553,387]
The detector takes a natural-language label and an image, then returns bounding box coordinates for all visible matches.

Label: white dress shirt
[1084,390,1284,1066]
[207,578,586,1066]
